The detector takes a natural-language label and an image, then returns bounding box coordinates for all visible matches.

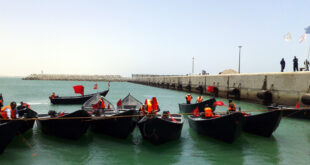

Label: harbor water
[0,77,310,165]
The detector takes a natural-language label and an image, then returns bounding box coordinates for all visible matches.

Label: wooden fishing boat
[82,94,138,139]
[268,105,310,119]
[178,98,216,113]
[243,110,282,137]
[49,89,109,104]
[137,113,184,145]
[188,112,244,143]
[36,110,91,139]
[0,121,21,154]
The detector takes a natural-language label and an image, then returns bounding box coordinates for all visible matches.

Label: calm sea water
[0,77,310,165]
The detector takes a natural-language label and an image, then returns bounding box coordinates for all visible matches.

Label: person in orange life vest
[228,100,236,112]
[98,96,106,110]
[0,102,19,119]
[17,101,30,111]
[202,107,213,118]
[145,99,158,115]
[185,94,193,104]
[51,92,56,99]
[196,96,203,103]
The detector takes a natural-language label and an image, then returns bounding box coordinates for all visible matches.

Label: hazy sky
[0,0,309,77]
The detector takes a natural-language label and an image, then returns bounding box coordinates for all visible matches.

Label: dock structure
[129,72,310,106]
[23,74,129,82]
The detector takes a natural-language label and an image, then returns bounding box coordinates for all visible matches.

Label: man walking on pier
[280,58,285,72]
[293,56,299,72]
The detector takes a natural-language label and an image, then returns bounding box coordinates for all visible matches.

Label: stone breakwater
[129,72,310,106]
[23,74,129,81]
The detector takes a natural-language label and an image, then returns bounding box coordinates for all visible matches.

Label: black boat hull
[243,110,282,137]
[90,110,138,139]
[188,112,244,143]
[36,110,90,139]
[268,106,310,119]
[137,115,183,145]
[179,98,216,113]
[0,121,21,154]
[50,90,109,104]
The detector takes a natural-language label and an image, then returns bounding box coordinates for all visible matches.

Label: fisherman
[51,92,56,99]
[0,94,3,109]
[139,105,146,115]
[228,100,236,112]
[304,59,309,71]
[293,56,299,72]
[280,58,285,72]
[146,99,154,114]
[98,96,106,110]
[17,101,30,111]
[0,102,19,119]
[185,94,193,104]
[202,107,213,118]
[196,96,203,103]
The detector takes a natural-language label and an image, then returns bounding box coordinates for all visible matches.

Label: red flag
[73,85,84,96]
[213,101,226,106]
[92,104,98,110]
[117,99,122,107]
[296,102,300,109]
[152,97,158,110]
[207,86,214,92]
[192,107,199,117]
[93,83,98,90]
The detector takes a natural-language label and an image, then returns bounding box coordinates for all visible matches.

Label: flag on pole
[299,33,306,43]
[305,26,310,34]
[284,32,292,42]
[93,83,98,90]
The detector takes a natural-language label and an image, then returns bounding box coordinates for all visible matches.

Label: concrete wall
[130,72,310,106]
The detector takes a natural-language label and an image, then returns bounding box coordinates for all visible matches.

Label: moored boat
[268,105,310,119]
[49,89,109,104]
[178,98,216,113]
[82,94,138,139]
[243,110,282,137]
[36,110,91,139]
[0,121,21,154]
[137,112,184,145]
[188,112,244,143]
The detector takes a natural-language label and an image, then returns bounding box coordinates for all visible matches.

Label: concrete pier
[129,72,310,106]
[23,74,128,81]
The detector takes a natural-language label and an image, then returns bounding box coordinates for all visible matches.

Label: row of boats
[0,89,308,154]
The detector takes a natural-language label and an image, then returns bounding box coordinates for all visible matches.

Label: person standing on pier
[280,58,285,72]
[293,56,299,72]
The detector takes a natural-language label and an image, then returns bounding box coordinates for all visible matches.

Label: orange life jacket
[186,95,192,102]
[140,106,145,115]
[228,102,236,111]
[204,107,213,117]
[197,96,203,103]
[98,99,105,109]
[0,105,16,119]
[51,94,56,99]
[146,99,153,113]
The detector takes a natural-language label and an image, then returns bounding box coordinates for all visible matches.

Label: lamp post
[192,56,195,75]
[238,46,242,73]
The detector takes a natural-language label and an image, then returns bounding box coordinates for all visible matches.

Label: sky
[0,0,310,77]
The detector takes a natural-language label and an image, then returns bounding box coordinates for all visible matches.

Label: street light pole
[192,56,195,75]
[238,46,242,73]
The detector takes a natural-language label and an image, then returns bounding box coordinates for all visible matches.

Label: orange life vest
[228,102,236,111]
[146,99,153,113]
[204,107,213,117]
[140,106,145,115]
[51,94,56,99]
[186,95,192,102]
[197,96,203,103]
[0,105,16,119]
[98,99,105,109]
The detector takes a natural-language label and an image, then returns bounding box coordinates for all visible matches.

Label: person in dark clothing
[293,56,298,72]
[280,58,285,72]
[304,59,309,71]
